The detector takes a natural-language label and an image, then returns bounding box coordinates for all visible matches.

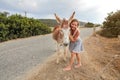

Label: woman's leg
[75,53,81,68]
[63,52,76,71]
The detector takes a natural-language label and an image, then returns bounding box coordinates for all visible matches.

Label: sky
[0,0,120,24]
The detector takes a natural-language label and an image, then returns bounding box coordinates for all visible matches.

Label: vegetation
[39,19,86,27]
[100,10,120,37]
[85,22,94,27]
[39,19,58,27]
[0,11,51,42]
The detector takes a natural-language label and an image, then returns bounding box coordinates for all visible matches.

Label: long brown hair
[69,19,80,36]
[69,19,80,28]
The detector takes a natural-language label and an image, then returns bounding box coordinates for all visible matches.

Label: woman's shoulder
[76,28,80,34]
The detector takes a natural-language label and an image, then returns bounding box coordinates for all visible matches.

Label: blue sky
[0,0,120,24]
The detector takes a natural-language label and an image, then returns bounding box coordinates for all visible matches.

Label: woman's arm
[69,30,80,42]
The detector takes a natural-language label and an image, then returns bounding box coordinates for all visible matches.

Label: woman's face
[70,21,78,30]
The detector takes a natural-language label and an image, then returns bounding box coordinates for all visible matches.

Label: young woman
[63,19,84,71]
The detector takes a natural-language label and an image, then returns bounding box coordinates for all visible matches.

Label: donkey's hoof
[56,59,59,64]
[63,58,67,62]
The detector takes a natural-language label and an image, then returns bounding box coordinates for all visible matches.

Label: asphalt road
[0,28,93,80]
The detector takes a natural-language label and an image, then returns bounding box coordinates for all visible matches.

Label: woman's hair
[69,19,80,27]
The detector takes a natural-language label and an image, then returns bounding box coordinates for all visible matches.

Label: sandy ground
[21,34,120,80]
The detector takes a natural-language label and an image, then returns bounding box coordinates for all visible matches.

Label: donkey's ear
[54,13,62,24]
[69,11,75,22]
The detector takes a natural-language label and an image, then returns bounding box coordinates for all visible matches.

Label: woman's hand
[69,35,72,38]
[69,30,80,42]
[69,35,74,42]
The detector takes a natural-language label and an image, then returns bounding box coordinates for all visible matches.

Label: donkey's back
[52,25,62,42]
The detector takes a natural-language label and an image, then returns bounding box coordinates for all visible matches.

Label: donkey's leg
[56,44,60,64]
[63,46,68,61]
[55,42,58,52]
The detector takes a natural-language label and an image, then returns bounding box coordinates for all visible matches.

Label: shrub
[100,10,120,37]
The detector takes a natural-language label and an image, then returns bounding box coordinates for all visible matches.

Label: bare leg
[75,53,81,68]
[63,52,76,71]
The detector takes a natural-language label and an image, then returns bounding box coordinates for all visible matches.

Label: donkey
[52,12,75,63]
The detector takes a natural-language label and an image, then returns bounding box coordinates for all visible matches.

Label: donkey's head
[54,12,75,46]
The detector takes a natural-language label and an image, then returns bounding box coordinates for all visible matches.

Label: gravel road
[0,28,93,80]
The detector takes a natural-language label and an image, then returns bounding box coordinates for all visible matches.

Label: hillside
[39,19,86,27]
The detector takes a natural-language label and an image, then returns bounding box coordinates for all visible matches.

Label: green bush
[100,10,120,37]
[85,22,94,28]
[0,12,52,42]
[0,23,9,41]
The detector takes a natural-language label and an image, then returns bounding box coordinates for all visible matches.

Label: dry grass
[21,34,120,80]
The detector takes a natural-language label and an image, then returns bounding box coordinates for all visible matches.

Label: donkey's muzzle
[63,43,69,46]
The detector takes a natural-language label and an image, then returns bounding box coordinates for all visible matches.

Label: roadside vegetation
[99,10,120,38]
[1,10,119,43]
[0,11,51,42]
[85,22,101,28]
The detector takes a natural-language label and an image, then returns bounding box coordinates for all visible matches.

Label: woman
[63,19,84,71]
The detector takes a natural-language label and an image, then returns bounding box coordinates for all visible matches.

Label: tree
[101,10,120,37]
[0,11,51,42]
[85,22,94,27]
